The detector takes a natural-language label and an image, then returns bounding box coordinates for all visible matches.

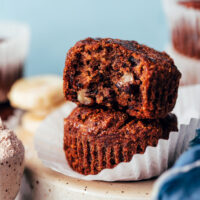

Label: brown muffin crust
[179,1,200,9]
[63,38,181,119]
[63,107,178,175]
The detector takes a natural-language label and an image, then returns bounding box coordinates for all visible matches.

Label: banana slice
[9,75,64,111]
[21,112,45,134]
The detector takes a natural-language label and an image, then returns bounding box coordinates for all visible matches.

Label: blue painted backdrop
[0,0,168,76]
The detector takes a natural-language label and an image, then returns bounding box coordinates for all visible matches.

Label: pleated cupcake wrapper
[163,0,200,58]
[0,21,30,102]
[166,46,200,86]
[173,84,200,125]
[64,134,157,176]
[163,0,200,28]
[34,101,200,181]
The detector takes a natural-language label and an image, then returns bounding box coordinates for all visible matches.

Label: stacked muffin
[163,0,200,85]
[63,38,181,175]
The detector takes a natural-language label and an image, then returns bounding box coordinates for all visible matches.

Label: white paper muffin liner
[166,45,200,86]
[163,0,200,17]
[34,100,198,181]
[0,21,30,102]
[163,0,200,59]
[163,0,200,29]
[174,84,200,125]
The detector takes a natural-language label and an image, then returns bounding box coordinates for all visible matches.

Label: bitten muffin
[63,38,181,119]
[63,107,178,175]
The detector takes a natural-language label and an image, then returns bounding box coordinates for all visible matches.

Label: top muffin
[63,38,181,119]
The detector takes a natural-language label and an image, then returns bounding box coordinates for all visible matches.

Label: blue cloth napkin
[153,129,200,200]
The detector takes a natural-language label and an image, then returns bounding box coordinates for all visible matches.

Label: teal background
[0,0,168,76]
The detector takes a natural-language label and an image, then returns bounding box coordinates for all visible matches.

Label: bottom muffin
[64,107,178,175]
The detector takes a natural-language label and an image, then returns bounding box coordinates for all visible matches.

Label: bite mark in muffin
[63,38,181,119]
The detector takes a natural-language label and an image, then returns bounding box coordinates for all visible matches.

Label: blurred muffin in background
[163,0,200,58]
[0,21,30,129]
[163,0,200,85]
[0,21,30,103]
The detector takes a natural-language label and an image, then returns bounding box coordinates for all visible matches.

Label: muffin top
[73,38,176,67]
[179,0,200,9]
[64,106,178,140]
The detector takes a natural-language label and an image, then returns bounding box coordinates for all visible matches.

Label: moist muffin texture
[63,38,181,119]
[63,107,178,175]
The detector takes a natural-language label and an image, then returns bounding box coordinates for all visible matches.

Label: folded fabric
[152,129,200,200]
